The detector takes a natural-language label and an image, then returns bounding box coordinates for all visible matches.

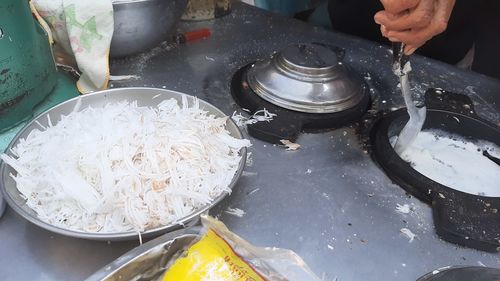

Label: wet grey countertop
[1,3,499,281]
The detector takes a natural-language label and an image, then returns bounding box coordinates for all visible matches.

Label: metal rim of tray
[85,227,201,281]
[0,193,5,218]
[0,87,247,241]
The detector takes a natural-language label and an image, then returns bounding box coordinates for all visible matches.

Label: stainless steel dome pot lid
[246,43,367,114]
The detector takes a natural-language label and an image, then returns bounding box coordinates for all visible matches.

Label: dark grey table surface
[1,3,499,281]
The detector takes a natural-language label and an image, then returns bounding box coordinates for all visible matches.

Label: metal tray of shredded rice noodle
[0,88,247,241]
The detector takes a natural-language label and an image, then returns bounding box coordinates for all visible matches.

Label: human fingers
[387,0,455,54]
[375,0,434,31]
[379,0,420,14]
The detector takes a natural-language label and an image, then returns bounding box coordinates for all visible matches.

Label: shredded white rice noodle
[231,108,276,127]
[1,97,250,233]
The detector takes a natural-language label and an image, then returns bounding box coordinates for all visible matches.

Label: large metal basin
[111,0,188,57]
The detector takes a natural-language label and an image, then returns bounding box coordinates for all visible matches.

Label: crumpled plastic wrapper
[161,215,321,281]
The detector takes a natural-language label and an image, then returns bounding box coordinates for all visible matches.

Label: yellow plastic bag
[162,216,320,281]
[163,229,265,280]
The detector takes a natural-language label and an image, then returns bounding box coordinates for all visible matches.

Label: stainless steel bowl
[86,227,200,281]
[0,87,246,241]
[111,0,188,57]
[246,43,366,114]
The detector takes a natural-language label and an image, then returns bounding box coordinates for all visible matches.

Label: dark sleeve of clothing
[472,0,500,79]
[327,0,385,44]
[327,0,499,79]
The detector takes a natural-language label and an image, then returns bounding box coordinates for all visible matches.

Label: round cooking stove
[231,43,370,143]
[371,88,500,252]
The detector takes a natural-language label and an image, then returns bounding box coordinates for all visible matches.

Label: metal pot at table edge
[85,226,201,281]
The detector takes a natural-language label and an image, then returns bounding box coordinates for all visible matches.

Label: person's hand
[374,0,456,55]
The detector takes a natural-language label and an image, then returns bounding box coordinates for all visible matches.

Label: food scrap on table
[400,228,417,243]
[396,204,411,214]
[224,207,246,218]
[280,139,301,151]
[231,108,277,127]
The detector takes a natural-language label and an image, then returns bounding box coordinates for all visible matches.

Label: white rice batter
[392,130,500,197]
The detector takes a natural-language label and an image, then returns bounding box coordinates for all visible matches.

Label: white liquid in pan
[392,130,500,197]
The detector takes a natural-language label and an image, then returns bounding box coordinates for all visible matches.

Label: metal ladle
[392,43,427,154]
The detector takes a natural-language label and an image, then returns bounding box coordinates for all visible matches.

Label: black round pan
[371,89,500,252]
